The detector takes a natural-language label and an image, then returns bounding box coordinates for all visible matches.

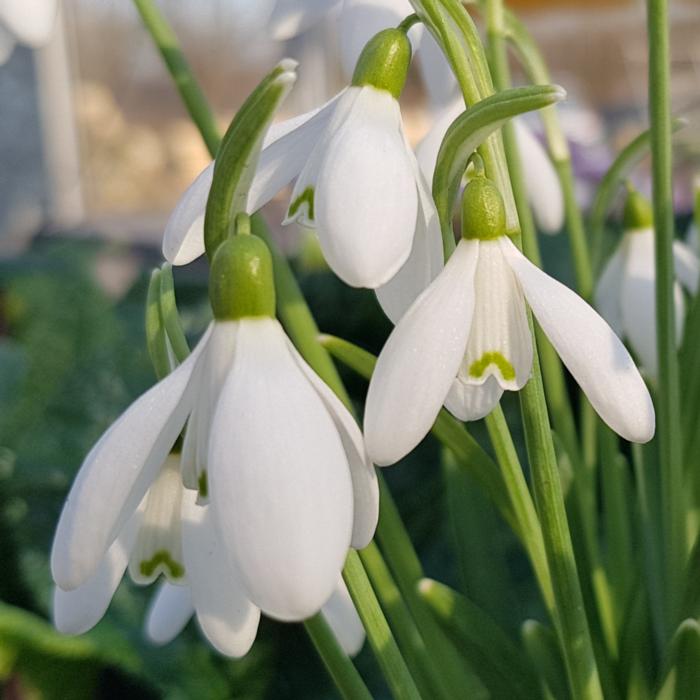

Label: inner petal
[461,240,532,391]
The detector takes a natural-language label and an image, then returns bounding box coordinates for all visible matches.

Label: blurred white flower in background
[0,0,57,64]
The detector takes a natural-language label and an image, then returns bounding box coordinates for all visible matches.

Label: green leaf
[657,620,700,699]
[204,60,297,259]
[521,619,570,700]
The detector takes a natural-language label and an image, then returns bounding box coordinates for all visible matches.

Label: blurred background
[0,0,699,698]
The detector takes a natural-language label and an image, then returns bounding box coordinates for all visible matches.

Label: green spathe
[461,177,507,241]
[209,235,276,320]
[351,29,411,100]
[623,187,654,230]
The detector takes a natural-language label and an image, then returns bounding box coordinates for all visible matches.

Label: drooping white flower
[53,472,364,658]
[595,190,699,379]
[0,0,57,64]
[416,98,565,234]
[364,176,655,466]
[52,235,378,624]
[163,29,443,310]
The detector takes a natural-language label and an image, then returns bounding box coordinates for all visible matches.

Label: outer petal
[375,135,444,324]
[315,87,418,288]
[339,0,420,78]
[673,239,699,295]
[182,491,261,657]
[53,511,142,635]
[502,237,655,443]
[444,375,504,422]
[51,325,212,591]
[209,319,354,621]
[461,240,532,391]
[145,583,195,645]
[594,237,627,334]
[364,239,479,465]
[513,120,564,234]
[0,0,57,47]
[285,339,378,549]
[268,0,341,40]
[321,578,365,657]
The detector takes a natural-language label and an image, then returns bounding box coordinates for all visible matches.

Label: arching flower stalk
[51,233,378,633]
[596,187,699,379]
[365,171,655,466]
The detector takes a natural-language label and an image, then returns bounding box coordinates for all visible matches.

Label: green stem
[304,614,374,700]
[647,0,685,636]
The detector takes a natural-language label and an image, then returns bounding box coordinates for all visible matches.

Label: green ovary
[469,351,516,382]
[289,187,315,221]
[140,550,185,580]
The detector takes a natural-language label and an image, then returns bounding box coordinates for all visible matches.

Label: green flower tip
[209,234,276,321]
[461,176,507,241]
[623,186,653,230]
[351,28,411,99]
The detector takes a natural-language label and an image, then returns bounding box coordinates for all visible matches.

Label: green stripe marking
[140,550,185,580]
[289,187,315,221]
[469,351,516,381]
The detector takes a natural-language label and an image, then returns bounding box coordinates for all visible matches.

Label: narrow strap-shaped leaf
[432,85,565,257]
[521,620,571,700]
[419,579,541,699]
[657,620,700,699]
[145,268,169,380]
[158,263,190,364]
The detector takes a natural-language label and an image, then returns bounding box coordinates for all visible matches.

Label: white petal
[315,87,417,288]
[594,237,627,334]
[182,491,261,657]
[686,222,698,254]
[51,325,212,591]
[513,120,564,234]
[460,240,532,391]
[673,239,699,295]
[415,98,462,183]
[339,0,420,78]
[128,455,186,585]
[364,239,479,465]
[209,319,353,621]
[268,0,340,40]
[0,0,57,47]
[0,24,16,64]
[375,137,444,324]
[444,375,504,422]
[285,338,378,549]
[417,30,458,110]
[227,0,276,35]
[53,511,141,635]
[321,577,365,657]
[145,583,195,645]
[162,163,213,266]
[502,237,655,443]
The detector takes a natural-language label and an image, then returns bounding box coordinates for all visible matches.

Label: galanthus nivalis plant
[365,169,655,466]
[18,0,699,697]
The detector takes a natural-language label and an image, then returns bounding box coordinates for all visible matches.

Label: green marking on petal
[139,550,185,580]
[469,352,516,382]
[289,187,315,221]
[198,470,208,500]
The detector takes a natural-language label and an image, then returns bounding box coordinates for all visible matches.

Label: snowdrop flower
[365,174,655,466]
[52,233,378,623]
[53,463,364,658]
[164,29,443,310]
[0,0,57,64]
[596,188,699,379]
[416,98,565,234]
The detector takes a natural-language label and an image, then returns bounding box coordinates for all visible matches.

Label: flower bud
[623,187,653,230]
[351,28,411,100]
[209,234,276,320]
[461,176,507,241]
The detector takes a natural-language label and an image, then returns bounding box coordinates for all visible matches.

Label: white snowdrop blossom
[416,98,565,234]
[0,0,57,64]
[364,177,655,466]
[595,191,699,379]
[53,467,364,658]
[51,236,378,625]
[163,29,443,314]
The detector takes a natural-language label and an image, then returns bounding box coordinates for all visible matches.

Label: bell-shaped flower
[51,234,378,623]
[364,175,655,466]
[0,0,57,63]
[416,98,565,234]
[595,188,699,379]
[53,463,364,658]
[163,29,443,310]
